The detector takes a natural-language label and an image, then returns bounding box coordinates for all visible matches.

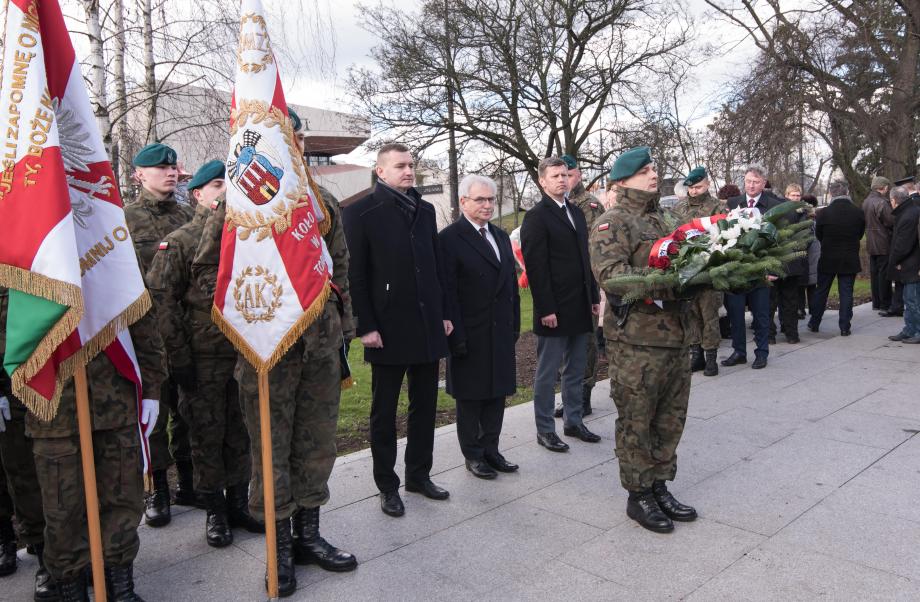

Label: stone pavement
[4,303,920,601]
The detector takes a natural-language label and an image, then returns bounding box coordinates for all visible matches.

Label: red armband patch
[158,241,169,250]
[597,223,609,231]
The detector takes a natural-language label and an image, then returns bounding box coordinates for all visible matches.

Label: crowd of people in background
[3,133,919,599]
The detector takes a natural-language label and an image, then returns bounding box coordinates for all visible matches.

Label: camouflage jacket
[146,202,235,370]
[589,187,686,348]
[124,188,195,278]
[191,185,355,350]
[18,301,168,438]
[570,182,605,229]
[673,191,723,222]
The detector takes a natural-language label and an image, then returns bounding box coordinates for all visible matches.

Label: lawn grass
[337,287,536,452]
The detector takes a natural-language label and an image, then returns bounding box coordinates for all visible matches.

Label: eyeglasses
[464,196,496,204]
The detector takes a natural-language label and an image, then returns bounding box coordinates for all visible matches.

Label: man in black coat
[886,185,920,343]
[441,175,521,479]
[808,180,867,336]
[722,164,783,369]
[521,157,601,452]
[342,143,453,517]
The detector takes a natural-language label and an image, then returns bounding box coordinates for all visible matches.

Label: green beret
[133,143,177,167]
[288,106,302,133]
[609,146,652,182]
[187,160,225,191]
[561,154,578,169]
[683,166,708,186]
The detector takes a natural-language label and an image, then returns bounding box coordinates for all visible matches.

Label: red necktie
[747,198,756,208]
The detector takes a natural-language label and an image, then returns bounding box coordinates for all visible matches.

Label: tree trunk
[112,0,131,193]
[81,1,112,157]
[880,17,919,179]
[141,0,158,142]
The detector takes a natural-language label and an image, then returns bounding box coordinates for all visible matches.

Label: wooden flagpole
[258,371,279,599]
[73,364,107,602]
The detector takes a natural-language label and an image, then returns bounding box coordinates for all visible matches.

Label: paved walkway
[5,303,920,601]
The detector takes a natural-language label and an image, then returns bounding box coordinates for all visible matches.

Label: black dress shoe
[807,321,819,332]
[751,355,768,369]
[563,423,601,443]
[720,351,747,366]
[652,481,697,521]
[786,334,800,344]
[889,333,908,341]
[626,490,674,533]
[465,459,497,479]
[380,491,405,517]
[840,329,851,336]
[405,479,450,500]
[536,432,569,452]
[879,310,903,317]
[484,453,518,473]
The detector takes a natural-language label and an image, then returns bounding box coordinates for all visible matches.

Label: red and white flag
[0,0,152,467]
[212,0,333,371]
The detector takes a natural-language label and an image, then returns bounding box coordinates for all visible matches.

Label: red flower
[672,229,687,242]
[650,255,671,270]
[667,241,680,255]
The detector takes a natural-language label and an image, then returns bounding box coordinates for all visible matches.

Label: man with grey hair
[886,185,920,343]
[862,176,894,312]
[808,180,866,336]
[722,164,783,369]
[521,157,601,452]
[441,174,521,478]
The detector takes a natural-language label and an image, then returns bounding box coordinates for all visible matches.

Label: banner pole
[74,364,107,602]
[258,370,279,599]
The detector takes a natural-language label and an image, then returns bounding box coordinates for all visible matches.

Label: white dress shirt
[465,215,500,260]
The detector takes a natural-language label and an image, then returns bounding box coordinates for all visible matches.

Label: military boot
[173,460,198,507]
[33,543,57,601]
[0,516,16,576]
[652,480,697,521]
[703,349,719,377]
[144,469,171,528]
[204,492,233,548]
[226,484,264,533]
[266,517,296,598]
[56,570,88,602]
[689,344,705,372]
[582,384,593,417]
[292,507,357,572]
[104,563,144,602]
[626,489,673,533]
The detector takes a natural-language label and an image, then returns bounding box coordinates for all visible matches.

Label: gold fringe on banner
[211,283,331,375]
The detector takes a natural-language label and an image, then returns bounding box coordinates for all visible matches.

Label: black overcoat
[440,218,520,400]
[888,197,920,284]
[815,197,866,275]
[342,183,448,365]
[520,195,599,337]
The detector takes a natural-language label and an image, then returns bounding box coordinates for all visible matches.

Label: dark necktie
[479,227,487,240]
[747,198,756,208]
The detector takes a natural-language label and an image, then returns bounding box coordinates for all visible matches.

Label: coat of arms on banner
[228,129,284,206]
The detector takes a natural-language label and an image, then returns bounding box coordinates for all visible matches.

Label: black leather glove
[172,365,197,393]
[450,340,468,358]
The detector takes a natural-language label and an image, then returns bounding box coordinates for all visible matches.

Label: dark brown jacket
[862,189,894,256]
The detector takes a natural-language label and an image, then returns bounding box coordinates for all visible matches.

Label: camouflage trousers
[237,338,341,522]
[687,290,722,350]
[0,399,45,545]
[148,377,191,473]
[178,357,251,494]
[608,342,690,491]
[583,313,600,391]
[31,426,143,580]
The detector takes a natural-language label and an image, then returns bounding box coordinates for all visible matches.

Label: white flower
[721,224,742,241]
[723,238,738,249]
[737,215,761,231]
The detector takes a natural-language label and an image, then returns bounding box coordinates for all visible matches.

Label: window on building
[306,154,333,166]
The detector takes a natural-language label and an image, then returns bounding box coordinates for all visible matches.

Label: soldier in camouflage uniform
[146,161,262,550]
[192,109,357,598]
[124,143,196,528]
[589,147,698,533]
[672,167,724,376]
[25,302,167,600]
[553,154,606,420]
[1,287,54,599]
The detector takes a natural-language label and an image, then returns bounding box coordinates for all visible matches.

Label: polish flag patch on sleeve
[158,241,169,250]
[597,223,610,232]
[590,202,598,209]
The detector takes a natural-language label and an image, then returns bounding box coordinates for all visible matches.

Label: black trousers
[892,281,904,313]
[810,272,856,331]
[869,255,893,310]
[455,397,505,461]
[770,277,801,337]
[369,362,438,493]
